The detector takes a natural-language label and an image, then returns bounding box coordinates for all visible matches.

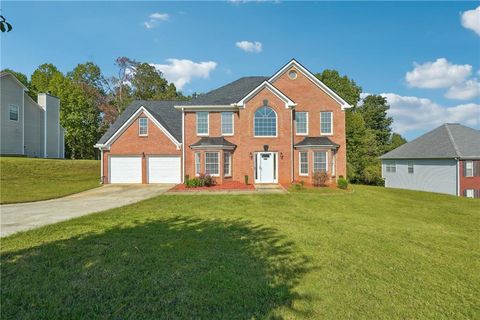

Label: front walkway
[0,184,173,237]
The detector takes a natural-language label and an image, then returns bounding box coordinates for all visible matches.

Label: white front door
[148,156,181,183]
[255,152,277,183]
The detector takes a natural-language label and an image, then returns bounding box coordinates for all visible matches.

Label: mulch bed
[170,181,255,192]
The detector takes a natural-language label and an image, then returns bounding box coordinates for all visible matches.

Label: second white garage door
[148,156,181,183]
[110,156,142,183]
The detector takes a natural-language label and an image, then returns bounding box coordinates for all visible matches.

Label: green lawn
[1,186,478,319]
[0,157,99,204]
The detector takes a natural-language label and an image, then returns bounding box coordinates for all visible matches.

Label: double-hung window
[385,160,396,173]
[299,151,309,176]
[408,160,414,174]
[196,112,209,135]
[223,152,232,177]
[465,189,474,198]
[296,112,308,135]
[138,117,148,136]
[221,112,234,135]
[313,151,327,172]
[195,152,201,176]
[205,152,219,176]
[9,105,19,121]
[320,111,333,135]
[465,161,473,177]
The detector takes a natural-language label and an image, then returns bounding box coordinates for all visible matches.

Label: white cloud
[461,6,480,36]
[144,12,170,29]
[378,93,479,134]
[235,41,263,53]
[405,58,472,89]
[150,59,217,90]
[445,79,480,100]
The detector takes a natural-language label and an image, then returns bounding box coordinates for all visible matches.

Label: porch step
[254,184,286,193]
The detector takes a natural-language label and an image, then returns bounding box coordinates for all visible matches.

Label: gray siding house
[380,123,480,198]
[0,72,65,158]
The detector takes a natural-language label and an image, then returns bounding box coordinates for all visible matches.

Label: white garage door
[148,156,181,183]
[110,157,142,183]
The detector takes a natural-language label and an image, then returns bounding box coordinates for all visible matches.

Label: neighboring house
[381,123,480,198]
[95,59,351,185]
[0,72,65,158]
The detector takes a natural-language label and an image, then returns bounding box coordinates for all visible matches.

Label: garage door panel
[148,156,181,183]
[110,157,142,183]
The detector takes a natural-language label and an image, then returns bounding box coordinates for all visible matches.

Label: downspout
[100,148,104,184]
[456,158,460,196]
[182,107,185,183]
[290,108,294,182]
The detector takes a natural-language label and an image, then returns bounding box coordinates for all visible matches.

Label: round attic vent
[288,70,297,79]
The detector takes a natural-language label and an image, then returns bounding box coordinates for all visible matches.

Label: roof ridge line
[445,124,462,158]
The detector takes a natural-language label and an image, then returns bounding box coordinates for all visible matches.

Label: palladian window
[254,106,277,137]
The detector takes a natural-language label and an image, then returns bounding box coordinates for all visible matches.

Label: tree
[67,62,107,93]
[1,68,28,87]
[357,95,393,150]
[386,133,407,152]
[315,69,362,107]
[0,15,12,32]
[131,63,180,100]
[30,63,62,94]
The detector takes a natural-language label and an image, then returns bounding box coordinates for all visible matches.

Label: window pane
[195,152,201,176]
[408,161,414,174]
[313,152,327,172]
[9,105,18,121]
[300,152,308,175]
[320,112,332,134]
[223,152,231,177]
[197,112,209,135]
[139,118,148,135]
[254,106,276,136]
[221,112,233,135]
[466,161,473,176]
[205,152,219,175]
[296,112,307,134]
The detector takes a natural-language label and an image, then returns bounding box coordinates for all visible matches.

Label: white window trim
[194,152,201,176]
[196,112,209,136]
[9,104,19,122]
[205,151,220,177]
[138,117,148,136]
[313,151,328,172]
[254,107,278,138]
[299,151,309,176]
[223,152,232,177]
[465,189,474,198]
[320,111,333,136]
[296,112,308,136]
[221,112,234,136]
[465,160,474,177]
[407,160,414,174]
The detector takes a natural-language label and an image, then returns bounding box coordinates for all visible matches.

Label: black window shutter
[463,161,467,177]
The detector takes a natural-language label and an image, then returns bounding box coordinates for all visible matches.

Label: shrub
[337,176,348,190]
[313,170,329,187]
[244,175,249,185]
[202,174,215,187]
[184,175,189,184]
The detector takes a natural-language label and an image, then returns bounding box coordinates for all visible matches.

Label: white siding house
[0,72,65,158]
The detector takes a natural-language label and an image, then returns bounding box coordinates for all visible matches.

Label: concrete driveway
[0,184,173,237]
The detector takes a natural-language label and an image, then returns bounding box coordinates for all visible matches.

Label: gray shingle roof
[294,137,340,148]
[185,76,268,105]
[97,100,184,144]
[190,137,236,149]
[380,123,480,159]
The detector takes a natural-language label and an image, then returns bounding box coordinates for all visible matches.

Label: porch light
[280,152,284,159]
[249,152,253,159]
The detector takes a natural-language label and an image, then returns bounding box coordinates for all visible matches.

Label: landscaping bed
[170,180,255,192]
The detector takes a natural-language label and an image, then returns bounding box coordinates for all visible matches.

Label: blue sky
[2,1,479,140]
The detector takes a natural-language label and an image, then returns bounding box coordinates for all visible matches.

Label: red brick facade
[101,60,349,185]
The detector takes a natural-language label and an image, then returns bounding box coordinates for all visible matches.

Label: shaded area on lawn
[1,216,310,319]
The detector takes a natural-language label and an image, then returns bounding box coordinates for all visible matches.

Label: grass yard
[0,157,99,204]
[1,186,479,319]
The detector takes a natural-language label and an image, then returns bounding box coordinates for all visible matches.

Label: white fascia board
[234,81,296,109]
[104,106,181,149]
[269,59,352,110]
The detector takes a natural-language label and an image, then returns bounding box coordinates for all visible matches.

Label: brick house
[95,59,351,185]
[381,123,480,198]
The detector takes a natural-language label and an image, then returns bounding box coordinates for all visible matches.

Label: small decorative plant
[244,175,249,185]
[313,170,328,187]
[337,176,348,190]
[184,175,190,184]
[185,174,215,188]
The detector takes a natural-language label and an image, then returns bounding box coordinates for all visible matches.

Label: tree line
[3,60,406,185]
